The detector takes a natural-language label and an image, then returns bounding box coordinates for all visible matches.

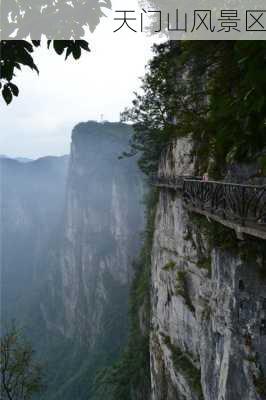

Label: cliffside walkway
[151,176,266,241]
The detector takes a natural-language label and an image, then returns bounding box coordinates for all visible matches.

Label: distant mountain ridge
[0,154,32,162]
[0,154,69,163]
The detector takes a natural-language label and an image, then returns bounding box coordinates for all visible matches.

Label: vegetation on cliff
[0,326,44,400]
[93,189,158,400]
[115,39,266,399]
[122,41,266,177]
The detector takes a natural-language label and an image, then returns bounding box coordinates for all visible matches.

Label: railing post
[241,186,246,226]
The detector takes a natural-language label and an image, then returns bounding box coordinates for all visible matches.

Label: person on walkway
[203,172,209,181]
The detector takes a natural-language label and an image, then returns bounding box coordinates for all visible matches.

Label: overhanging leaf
[2,85,13,105]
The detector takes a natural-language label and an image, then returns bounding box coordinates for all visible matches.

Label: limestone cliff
[149,138,266,400]
[2,122,145,400]
[40,121,145,399]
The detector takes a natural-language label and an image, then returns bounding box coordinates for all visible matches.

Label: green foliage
[1,0,113,104]
[161,333,171,346]
[163,260,176,271]
[164,340,203,399]
[240,238,266,281]
[175,271,195,312]
[190,212,238,254]
[258,154,266,175]
[0,40,90,104]
[197,256,212,274]
[2,0,110,41]
[123,41,266,176]
[254,372,266,397]
[121,42,188,175]
[175,271,187,297]
[0,326,44,400]
[190,212,266,282]
[92,189,158,400]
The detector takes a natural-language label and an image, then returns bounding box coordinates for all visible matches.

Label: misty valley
[2,121,146,399]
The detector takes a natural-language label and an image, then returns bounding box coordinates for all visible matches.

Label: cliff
[38,121,146,399]
[2,126,148,400]
[55,121,144,340]
[91,41,266,400]
[1,122,146,400]
[149,138,266,400]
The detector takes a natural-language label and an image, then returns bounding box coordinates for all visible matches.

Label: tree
[0,326,44,400]
[0,0,111,104]
[0,40,90,104]
[122,41,266,177]
[121,41,204,175]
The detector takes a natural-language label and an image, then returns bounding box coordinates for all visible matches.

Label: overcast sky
[0,0,157,159]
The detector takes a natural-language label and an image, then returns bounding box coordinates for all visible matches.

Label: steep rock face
[52,121,145,344]
[2,122,145,400]
[150,138,266,400]
[37,122,146,400]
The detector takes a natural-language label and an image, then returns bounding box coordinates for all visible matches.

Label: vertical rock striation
[2,122,145,399]
[53,121,145,343]
[39,121,146,399]
[150,138,266,400]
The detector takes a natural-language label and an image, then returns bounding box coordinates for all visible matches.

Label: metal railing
[151,176,266,227]
[150,175,201,189]
[183,179,266,226]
